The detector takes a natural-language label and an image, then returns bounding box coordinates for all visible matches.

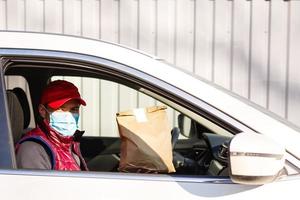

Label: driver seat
[6,90,24,144]
[6,87,32,144]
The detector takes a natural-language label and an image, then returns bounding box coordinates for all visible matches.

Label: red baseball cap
[40,80,86,110]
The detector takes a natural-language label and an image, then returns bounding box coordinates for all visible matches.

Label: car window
[3,54,234,176]
[48,75,232,175]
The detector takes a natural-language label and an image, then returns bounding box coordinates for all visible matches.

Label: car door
[0,48,299,200]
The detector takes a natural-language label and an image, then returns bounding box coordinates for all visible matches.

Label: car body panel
[0,170,299,200]
[0,32,299,158]
[0,31,299,200]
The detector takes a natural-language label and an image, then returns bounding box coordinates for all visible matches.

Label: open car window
[3,52,239,177]
[51,75,233,175]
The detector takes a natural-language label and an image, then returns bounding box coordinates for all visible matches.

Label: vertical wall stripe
[80,0,83,36]
[266,1,272,109]
[172,0,178,126]
[192,0,196,74]
[98,0,101,39]
[136,0,140,50]
[248,0,253,100]
[136,0,140,107]
[22,0,25,30]
[211,0,216,82]
[42,0,45,32]
[60,0,63,33]
[173,0,177,66]
[229,1,234,91]
[285,1,291,119]
[5,0,8,30]
[117,0,120,44]
[154,0,158,56]
[0,0,6,29]
[24,0,27,31]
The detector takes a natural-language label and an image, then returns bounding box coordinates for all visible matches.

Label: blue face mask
[48,111,79,136]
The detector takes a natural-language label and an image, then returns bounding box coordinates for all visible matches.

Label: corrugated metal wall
[1,0,300,135]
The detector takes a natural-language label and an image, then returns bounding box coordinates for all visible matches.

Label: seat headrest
[12,87,31,129]
[6,90,24,143]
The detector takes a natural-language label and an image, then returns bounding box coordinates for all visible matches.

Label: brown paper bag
[116,105,175,173]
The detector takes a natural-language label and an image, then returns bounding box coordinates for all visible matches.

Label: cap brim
[48,97,86,110]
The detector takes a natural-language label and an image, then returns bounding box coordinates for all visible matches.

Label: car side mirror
[229,132,285,185]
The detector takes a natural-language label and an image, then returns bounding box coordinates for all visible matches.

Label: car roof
[0,31,300,158]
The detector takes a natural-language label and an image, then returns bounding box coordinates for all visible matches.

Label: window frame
[0,58,17,169]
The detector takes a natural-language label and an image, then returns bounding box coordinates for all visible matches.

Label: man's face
[39,99,81,120]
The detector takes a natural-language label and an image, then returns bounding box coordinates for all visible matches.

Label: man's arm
[16,141,52,170]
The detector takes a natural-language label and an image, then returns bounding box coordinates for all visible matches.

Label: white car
[0,31,299,200]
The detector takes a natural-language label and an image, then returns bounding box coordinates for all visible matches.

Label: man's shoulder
[16,140,52,170]
[16,127,53,162]
[19,127,49,142]
[18,140,47,154]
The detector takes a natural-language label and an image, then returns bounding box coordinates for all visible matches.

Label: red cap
[40,80,86,110]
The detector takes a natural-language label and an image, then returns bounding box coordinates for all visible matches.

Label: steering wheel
[171,127,180,148]
[171,127,196,171]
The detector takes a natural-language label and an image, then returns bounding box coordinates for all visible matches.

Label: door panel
[1,171,298,200]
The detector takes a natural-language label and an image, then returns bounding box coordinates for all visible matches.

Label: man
[16,80,88,171]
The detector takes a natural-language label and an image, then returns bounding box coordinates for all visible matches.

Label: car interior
[4,59,235,177]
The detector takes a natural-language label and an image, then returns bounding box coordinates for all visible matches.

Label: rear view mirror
[177,114,197,138]
[229,132,285,185]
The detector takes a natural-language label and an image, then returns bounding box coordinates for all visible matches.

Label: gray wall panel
[0,0,6,29]
[268,0,289,118]
[156,0,175,63]
[175,0,194,71]
[44,0,63,33]
[26,0,44,32]
[213,0,232,89]
[249,0,269,108]
[82,0,100,39]
[231,0,251,98]
[64,0,82,35]
[194,0,214,81]
[1,0,300,134]
[288,0,300,126]
[100,0,119,41]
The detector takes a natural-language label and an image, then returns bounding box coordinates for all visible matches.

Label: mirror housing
[229,132,285,185]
